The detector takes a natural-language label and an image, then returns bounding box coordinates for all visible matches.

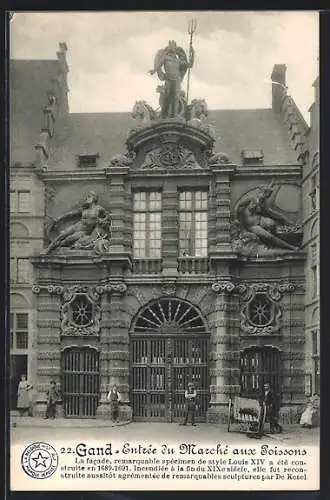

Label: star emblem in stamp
[21,442,58,479]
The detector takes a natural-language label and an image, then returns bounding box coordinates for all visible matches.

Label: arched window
[133,298,207,334]
[240,346,281,398]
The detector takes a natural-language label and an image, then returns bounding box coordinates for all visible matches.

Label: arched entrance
[61,347,100,418]
[130,297,210,422]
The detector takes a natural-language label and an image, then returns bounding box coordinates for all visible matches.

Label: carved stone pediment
[139,144,201,170]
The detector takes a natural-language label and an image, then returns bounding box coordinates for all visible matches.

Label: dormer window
[77,154,100,168]
[241,149,264,165]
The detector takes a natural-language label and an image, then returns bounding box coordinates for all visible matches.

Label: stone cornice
[35,169,107,182]
[230,251,306,263]
[235,165,301,178]
[211,280,304,298]
[125,276,213,286]
[30,251,132,266]
[10,164,36,173]
[129,169,211,178]
[210,165,236,176]
[32,281,127,297]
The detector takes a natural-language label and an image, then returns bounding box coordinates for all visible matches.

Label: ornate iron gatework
[61,347,100,418]
[130,298,210,422]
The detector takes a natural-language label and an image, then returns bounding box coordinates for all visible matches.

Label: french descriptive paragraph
[58,443,310,483]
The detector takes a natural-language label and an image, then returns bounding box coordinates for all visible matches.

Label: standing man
[259,382,282,433]
[181,382,197,426]
[149,40,194,118]
[44,380,61,419]
[107,385,121,423]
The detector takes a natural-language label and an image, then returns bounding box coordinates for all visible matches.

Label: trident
[186,18,197,105]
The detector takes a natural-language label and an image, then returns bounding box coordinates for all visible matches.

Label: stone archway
[130,297,210,422]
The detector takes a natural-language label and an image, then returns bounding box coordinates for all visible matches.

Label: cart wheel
[227,399,232,432]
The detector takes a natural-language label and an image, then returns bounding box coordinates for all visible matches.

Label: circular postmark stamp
[21,442,58,479]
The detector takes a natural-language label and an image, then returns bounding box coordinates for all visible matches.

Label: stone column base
[119,405,133,422]
[206,404,229,425]
[56,403,64,418]
[96,403,133,422]
[33,401,47,418]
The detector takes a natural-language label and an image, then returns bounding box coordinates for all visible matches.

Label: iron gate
[131,336,210,421]
[61,347,100,418]
[240,346,281,399]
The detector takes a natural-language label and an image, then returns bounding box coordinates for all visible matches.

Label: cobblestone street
[10,420,319,447]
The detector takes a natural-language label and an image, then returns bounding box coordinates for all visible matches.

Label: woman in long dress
[300,394,320,428]
[17,374,33,416]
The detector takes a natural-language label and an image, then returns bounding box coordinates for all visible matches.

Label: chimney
[56,42,69,115]
[271,64,287,113]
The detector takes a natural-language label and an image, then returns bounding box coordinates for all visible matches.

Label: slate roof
[53,108,298,169]
[10,58,300,168]
[10,59,60,165]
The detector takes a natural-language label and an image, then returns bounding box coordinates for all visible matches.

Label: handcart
[227,396,266,437]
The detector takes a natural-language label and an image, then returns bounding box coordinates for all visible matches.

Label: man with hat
[181,382,197,426]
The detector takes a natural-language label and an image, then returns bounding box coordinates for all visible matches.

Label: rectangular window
[179,191,208,257]
[311,330,320,395]
[311,330,318,356]
[17,258,31,284]
[10,312,29,350]
[18,191,31,212]
[77,154,99,168]
[10,313,14,349]
[10,191,17,213]
[312,265,318,298]
[310,173,319,212]
[133,191,162,258]
[314,358,320,395]
[311,243,317,263]
[10,258,16,283]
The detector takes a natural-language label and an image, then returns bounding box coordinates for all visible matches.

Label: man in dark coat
[107,385,121,423]
[180,382,197,426]
[44,381,61,419]
[258,382,282,433]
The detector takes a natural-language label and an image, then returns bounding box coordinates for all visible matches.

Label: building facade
[9,44,69,409]
[10,43,318,423]
[302,77,320,397]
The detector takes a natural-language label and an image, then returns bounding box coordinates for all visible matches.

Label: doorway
[61,347,100,418]
[130,298,210,421]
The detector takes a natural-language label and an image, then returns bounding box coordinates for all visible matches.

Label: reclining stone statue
[43,191,111,254]
[233,182,301,253]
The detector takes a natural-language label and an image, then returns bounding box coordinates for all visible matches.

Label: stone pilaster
[106,167,129,254]
[96,293,111,417]
[162,184,178,276]
[280,283,306,423]
[96,283,131,421]
[32,285,62,417]
[210,166,235,254]
[207,281,240,423]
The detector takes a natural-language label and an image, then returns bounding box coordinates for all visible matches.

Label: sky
[10,11,319,123]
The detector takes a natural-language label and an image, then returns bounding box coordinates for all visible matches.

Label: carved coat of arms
[141,144,200,170]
